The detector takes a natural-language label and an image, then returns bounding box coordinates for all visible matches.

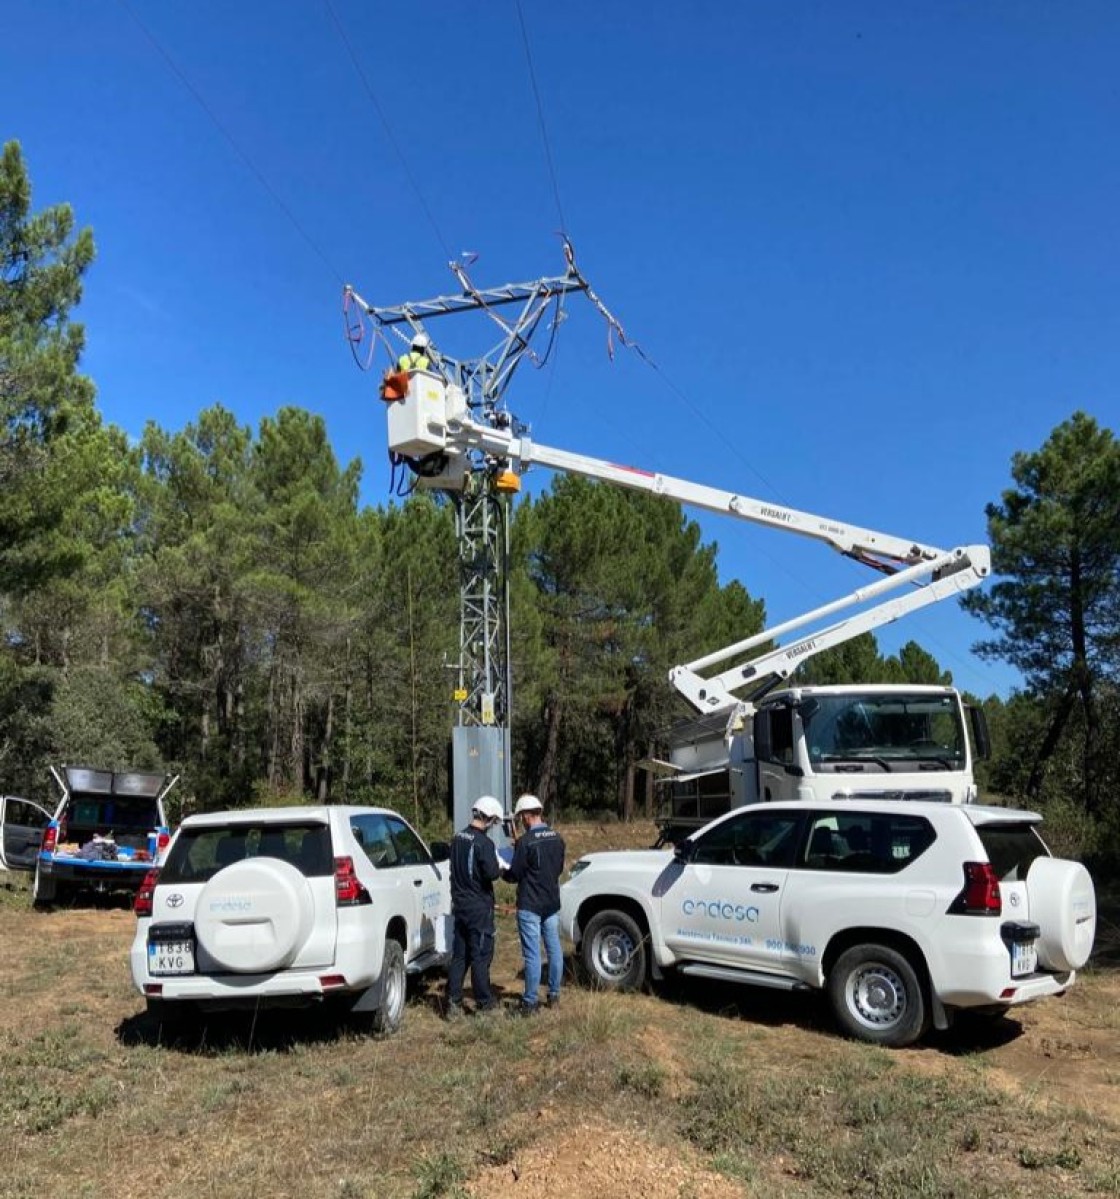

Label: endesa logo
[682,898,760,923]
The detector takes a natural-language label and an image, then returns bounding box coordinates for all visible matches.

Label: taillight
[156,830,170,854]
[41,825,58,854]
[949,861,1002,915]
[334,856,371,906]
[134,868,160,917]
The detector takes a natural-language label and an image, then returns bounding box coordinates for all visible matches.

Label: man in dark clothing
[445,796,503,1017]
[503,793,566,1015]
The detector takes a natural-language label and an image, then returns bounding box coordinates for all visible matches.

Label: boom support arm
[670,544,988,712]
[388,401,990,713]
[443,415,946,571]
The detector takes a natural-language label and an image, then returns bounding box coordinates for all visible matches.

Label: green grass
[1,825,1118,1197]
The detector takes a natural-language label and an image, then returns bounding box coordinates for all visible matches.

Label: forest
[3,140,1118,860]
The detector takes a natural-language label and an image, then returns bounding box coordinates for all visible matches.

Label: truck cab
[658,685,990,841]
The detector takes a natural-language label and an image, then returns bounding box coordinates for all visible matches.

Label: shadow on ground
[115,1001,371,1054]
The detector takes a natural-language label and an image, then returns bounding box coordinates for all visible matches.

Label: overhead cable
[322,0,454,263]
[514,0,568,237]
[117,0,345,286]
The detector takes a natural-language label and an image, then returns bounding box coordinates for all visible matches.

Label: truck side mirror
[753,710,772,761]
[968,705,991,762]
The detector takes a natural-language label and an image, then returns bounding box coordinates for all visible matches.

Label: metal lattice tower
[454,480,511,730]
[348,248,588,814]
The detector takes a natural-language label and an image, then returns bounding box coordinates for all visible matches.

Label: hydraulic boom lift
[346,247,991,834]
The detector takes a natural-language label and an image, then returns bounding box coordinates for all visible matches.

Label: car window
[801,812,936,873]
[386,816,431,866]
[690,810,803,868]
[975,822,1049,881]
[6,799,48,828]
[350,813,401,869]
[160,823,332,882]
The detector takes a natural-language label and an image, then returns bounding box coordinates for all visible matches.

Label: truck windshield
[802,693,966,771]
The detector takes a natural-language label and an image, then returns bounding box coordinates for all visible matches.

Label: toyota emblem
[1008,892,1020,907]
[166,893,184,908]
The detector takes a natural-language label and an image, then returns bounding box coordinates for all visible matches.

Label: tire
[194,858,313,973]
[828,943,929,1047]
[580,909,647,991]
[32,865,57,908]
[371,941,406,1036]
[1025,857,1096,972]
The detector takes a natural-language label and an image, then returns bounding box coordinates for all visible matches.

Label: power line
[322,0,454,263]
[514,0,568,236]
[117,0,345,287]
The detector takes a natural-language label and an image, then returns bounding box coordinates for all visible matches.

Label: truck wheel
[371,941,407,1036]
[581,909,647,991]
[32,866,57,908]
[828,943,929,1047]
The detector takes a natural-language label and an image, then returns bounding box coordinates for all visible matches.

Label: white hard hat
[411,332,431,351]
[514,794,543,815]
[472,796,504,823]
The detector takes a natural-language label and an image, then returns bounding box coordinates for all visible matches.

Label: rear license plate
[1011,940,1037,978]
[149,940,195,975]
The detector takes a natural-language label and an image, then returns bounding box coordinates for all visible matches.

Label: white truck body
[376,360,994,830]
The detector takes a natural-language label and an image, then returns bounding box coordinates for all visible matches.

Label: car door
[386,815,447,956]
[350,813,432,958]
[0,796,52,871]
[659,808,806,972]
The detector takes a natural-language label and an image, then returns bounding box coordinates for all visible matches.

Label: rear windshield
[160,823,333,883]
[974,822,1049,882]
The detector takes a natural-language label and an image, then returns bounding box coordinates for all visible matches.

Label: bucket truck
[378,365,991,840]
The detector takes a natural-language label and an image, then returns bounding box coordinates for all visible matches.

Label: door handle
[750,883,779,893]
[412,879,423,887]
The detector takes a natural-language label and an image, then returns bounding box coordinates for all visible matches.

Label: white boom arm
[392,402,990,713]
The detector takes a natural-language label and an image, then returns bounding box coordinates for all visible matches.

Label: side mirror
[429,840,451,863]
[968,705,991,762]
[753,710,772,762]
[673,838,695,863]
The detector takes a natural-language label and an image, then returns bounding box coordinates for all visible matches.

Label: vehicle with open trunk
[4,766,177,907]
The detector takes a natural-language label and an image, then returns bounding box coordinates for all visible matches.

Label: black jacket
[504,823,565,918]
[449,824,501,917]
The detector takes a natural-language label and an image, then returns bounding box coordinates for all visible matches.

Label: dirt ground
[2,828,1118,1199]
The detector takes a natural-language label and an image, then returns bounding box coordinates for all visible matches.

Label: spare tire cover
[195,858,314,973]
[1026,857,1096,972]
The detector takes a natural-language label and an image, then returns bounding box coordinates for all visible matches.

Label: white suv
[130,805,451,1034]
[561,800,1096,1046]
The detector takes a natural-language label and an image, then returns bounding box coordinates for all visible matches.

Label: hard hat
[411,332,431,351]
[472,796,504,823]
[514,794,543,815]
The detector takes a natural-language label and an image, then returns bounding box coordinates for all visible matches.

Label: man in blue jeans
[502,793,566,1016]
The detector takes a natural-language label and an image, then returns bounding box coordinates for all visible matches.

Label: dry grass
[1,824,1118,1199]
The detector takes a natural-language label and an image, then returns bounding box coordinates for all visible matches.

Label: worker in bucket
[445,795,504,1018]
[397,331,432,373]
[502,793,566,1016]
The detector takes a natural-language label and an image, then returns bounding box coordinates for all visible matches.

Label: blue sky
[6,1,1119,700]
